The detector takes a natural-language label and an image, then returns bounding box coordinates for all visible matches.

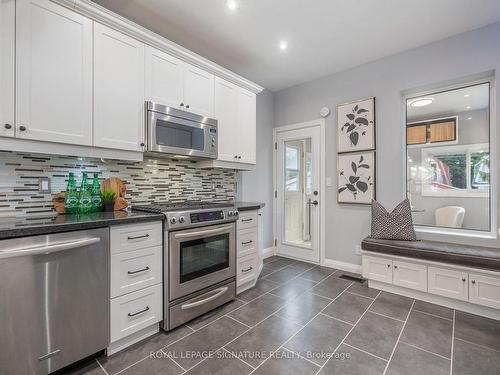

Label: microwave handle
[173,224,233,239]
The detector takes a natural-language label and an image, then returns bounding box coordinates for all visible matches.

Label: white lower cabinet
[362,255,393,283]
[393,260,427,292]
[109,221,163,350]
[237,252,259,287]
[428,266,469,302]
[236,209,262,293]
[110,284,163,343]
[469,273,500,310]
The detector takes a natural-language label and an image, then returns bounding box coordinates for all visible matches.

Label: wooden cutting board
[101,177,128,210]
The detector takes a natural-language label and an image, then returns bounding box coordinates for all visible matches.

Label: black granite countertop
[234,202,265,211]
[0,211,165,240]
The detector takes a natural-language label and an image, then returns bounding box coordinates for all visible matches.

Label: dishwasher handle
[0,237,101,260]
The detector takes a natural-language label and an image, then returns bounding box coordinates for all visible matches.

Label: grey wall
[240,89,275,249]
[274,21,500,265]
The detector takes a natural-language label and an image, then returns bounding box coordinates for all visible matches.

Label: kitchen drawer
[110,221,162,254]
[428,266,468,302]
[237,252,259,287]
[237,227,258,258]
[110,284,162,342]
[111,246,162,298]
[237,211,258,230]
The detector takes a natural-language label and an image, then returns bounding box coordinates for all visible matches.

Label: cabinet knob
[180,103,184,107]
[238,156,242,159]
[387,264,391,268]
[4,124,12,130]
[234,155,238,158]
[394,265,398,269]
[462,278,466,282]
[186,105,190,109]
[471,280,476,284]
[140,142,145,147]
[19,125,27,131]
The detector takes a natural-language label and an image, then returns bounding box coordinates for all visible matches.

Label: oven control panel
[165,208,238,230]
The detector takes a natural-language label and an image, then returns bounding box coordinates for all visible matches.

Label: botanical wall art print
[337,151,375,204]
[337,97,375,153]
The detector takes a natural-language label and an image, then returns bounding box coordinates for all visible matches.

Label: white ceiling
[93,0,500,91]
[407,83,489,121]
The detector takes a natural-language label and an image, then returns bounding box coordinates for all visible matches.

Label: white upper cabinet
[94,23,145,151]
[237,88,257,165]
[16,0,93,145]
[215,78,239,162]
[145,46,184,108]
[0,0,14,138]
[183,64,215,118]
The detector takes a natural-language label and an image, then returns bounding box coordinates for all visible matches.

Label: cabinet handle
[128,306,150,317]
[127,234,150,240]
[19,125,27,131]
[241,240,253,245]
[471,280,476,284]
[241,218,253,222]
[462,277,466,282]
[128,266,150,275]
[4,124,12,130]
[242,266,253,273]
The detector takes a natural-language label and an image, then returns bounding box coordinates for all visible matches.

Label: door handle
[174,224,233,239]
[308,200,318,206]
[38,349,61,361]
[0,237,100,259]
[181,287,228,310]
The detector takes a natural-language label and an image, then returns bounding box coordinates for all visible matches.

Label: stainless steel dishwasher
[0,228,110,375]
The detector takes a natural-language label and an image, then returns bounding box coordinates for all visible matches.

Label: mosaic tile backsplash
[0,151,237,217]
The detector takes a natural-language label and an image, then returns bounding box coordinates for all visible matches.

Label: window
[285,144,300,192]
[420,144,489,197]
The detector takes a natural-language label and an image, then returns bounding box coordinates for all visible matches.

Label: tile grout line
[225,314,253,329]
[450,309,455,375]
[247,281,356,375]
[314,290,382,375]
[342,342,388,363]
[318,312,354,326]
[368,309,406,323]
[95,358,110,375]
[221,347,256,370]
[345,290,376,300]
[382,299,416,375]
[398,340,451,361]
[280,346,321,368]
[413,308,453,322]
[454,337,500,354]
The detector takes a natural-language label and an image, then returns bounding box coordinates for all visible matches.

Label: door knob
[311,200,318,206]
[313,190,319,196]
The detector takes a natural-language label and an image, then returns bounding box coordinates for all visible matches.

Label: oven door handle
[173,224,233,239]
[181,287,229,310]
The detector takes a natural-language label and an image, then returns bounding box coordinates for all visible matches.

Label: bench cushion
[361,237,500,272]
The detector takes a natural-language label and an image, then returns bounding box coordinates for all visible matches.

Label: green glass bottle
[91,173,103,212]
[64,172,79,214]
[78,172,93,214]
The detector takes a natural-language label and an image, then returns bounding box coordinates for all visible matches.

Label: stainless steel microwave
[145,101,218,160]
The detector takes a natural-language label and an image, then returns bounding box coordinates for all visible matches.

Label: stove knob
[234,210,239,216]
[179,216,185,223]
[228,210,234,217]
[170,217,177,224]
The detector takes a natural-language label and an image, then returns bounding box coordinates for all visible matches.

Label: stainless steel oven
[146,101,218,160]
[169,223,236,301]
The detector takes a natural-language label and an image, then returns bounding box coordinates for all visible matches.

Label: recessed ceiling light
[409,97,434,107]
[464,94,470,97]
[279,41,288,51]
[226,0,238,11]
[467,117,472,120]
[466,106,471,109]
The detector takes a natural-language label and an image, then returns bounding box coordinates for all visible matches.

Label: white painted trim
[51,0,263,94]
[106,323,159,355]
[323,258,362,274]
[369,280,500,321]
[273,119,326,265]
[402,75,497,239]
[0,137,143,161]
[263,246,276,258]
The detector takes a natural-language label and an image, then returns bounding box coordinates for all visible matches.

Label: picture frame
[337,151,376,204]
[337,97,376,153]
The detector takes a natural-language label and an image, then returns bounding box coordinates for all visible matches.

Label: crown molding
[51,0,264,94]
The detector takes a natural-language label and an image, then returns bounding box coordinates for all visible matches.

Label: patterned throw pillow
[370,199,417,241]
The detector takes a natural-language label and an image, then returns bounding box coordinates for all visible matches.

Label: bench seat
[361,237,500,272]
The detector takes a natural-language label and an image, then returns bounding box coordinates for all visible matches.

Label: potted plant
[101,189,116,212]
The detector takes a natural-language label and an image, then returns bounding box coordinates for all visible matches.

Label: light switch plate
[39,177,51,193]
[326,177,333,187]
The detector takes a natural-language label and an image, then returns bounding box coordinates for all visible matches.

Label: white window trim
[402,76,496,238]
[420,143,489,198]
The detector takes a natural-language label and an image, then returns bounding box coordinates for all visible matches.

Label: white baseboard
[262,246,276,258]
[370,280,500,321]
[323,258,362,274]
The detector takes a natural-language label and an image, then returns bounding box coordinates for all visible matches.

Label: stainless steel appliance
[146,101,218,160]
[133,202,238,330]
[0,228,109,375]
